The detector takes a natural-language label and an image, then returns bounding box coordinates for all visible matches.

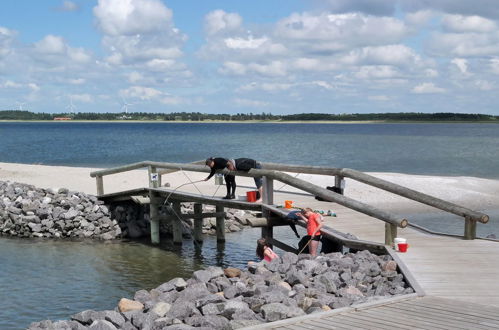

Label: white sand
[1,162,498,216]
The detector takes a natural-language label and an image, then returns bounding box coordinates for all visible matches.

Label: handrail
[90,161,407,228]
[261,162,488,224]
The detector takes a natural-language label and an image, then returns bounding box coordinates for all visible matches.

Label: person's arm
[312,214,323,236]
[296,212,308,222]
[205,167,216,181]
[263,247,275,260]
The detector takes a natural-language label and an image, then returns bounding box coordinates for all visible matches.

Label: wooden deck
[249,296,499,329]
[326,204,499,307]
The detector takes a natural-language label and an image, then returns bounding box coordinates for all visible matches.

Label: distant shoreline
[1,119,498,124]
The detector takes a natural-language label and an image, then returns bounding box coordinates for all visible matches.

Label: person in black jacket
[204,157,263,200]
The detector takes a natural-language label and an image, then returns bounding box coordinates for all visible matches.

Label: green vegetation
[0,110,498,122]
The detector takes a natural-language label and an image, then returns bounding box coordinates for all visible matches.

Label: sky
[1,0,499,115]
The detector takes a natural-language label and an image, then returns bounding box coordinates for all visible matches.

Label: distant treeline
[0,110,498,122]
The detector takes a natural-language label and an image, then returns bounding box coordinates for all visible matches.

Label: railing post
[385,223,397,246]
[96,175,104,196]
[216,205,225,242]
[464,216,476,240]
[334,175,345,195]
[194,203,203,243]
[262,176,274,239]
[148,165,159,188]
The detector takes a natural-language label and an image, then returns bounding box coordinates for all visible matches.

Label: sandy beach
[1,161,498,218]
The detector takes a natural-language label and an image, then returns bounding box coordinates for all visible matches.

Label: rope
[181,169,205,197]
[275,172,301,191]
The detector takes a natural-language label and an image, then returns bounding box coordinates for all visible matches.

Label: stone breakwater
[29,250,414,330]
[0,181,253,240]
[0,181,121,239]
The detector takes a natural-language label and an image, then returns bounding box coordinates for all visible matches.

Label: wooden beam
[149,191,160,244]
[266,237,298,254]
[464,216,476,240]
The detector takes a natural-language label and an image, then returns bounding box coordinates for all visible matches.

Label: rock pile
[29,250,414,329]
[0,181,121,239]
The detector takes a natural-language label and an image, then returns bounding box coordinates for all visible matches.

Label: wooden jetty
[90,161,497,329]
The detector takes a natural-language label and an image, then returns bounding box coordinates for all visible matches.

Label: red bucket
[246,191,257,202]
[398,243,408,253]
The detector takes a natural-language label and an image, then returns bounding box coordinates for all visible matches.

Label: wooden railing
[90,161,489,241]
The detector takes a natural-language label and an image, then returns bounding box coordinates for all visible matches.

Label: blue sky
[1,0,499,115]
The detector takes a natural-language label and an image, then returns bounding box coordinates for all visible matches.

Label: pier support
[216,205,225,242]
[148,166,160,244]
[464,216,476,240]
[172,202,183,245]
[385,223,397,246]
[193,203,203,243]
[96,175,104,196]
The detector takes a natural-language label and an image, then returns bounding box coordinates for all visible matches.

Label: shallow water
[0,226,303,329]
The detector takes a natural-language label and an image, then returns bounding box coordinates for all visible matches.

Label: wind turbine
[121,98,133,114]
[66,96,77,114]
[16,102,26,111]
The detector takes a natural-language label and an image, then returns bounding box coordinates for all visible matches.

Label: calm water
[1,122,499,178]
[1,122,499,328]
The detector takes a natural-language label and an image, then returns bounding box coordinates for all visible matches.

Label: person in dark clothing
[205,157,263,200]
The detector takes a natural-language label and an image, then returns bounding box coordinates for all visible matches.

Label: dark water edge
[0,226,303,330]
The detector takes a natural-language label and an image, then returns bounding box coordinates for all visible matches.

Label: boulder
[118,298,144,313]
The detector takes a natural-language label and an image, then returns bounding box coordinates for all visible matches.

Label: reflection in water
[0,226,305,330]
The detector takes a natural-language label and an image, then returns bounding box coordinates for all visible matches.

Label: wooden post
[464,216,476,240]
[385,223,397,246]
[172,202,183,244]
[262,176,274,241]
[216,205,225,242]
[335,175,345,195]
[96,176,104,196]
[148,165,159,188]
[149,191,160,244]
[193,203,203,243]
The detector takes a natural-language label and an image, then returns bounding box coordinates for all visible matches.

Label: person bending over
[297,208,324,256]
[204,157,263,200]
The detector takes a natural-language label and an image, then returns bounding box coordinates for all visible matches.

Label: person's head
[256,238,269,259]
[205,157,215,168]
[303,207,313,217]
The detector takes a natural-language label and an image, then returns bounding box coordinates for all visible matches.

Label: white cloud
[160,96,185,105]
[441,14,496,33]
[411,82,446,94]
[451,58,468,74]
[120,85,163,100]
[239,82,293,92]
[405,10,435,26]
[354,65,401,79]
[368,95,391,101]
[491,58,499,75]
[69,78,86,85]
[71,94,93,103]
[428,32,499,57]
[58,1,79,12]
[474,80,494,91]
[224,36,269,49]
[34,35,66,54]
[234,98,269,107]
[205,10,242,36]
[94,0,173,36]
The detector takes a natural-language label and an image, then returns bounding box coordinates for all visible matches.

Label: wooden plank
[396,299,499,323]
[193,203,203,243]
[324,314,388,330]
[266,237,298,254]
[313,317,364,330]
[348,309,444,330]
[362,307,468,330]
[382,304,498,329]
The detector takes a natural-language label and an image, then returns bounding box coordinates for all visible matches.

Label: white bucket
[394,237,406,251]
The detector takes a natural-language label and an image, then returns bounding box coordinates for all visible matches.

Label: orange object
[246,191,257,202]
[398,243,408,252]
[284,200,293,209]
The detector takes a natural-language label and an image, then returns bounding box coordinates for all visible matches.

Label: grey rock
[185,315,230,329]
[260,303,289,322]
[193,266,224,283]
[103,310,125,328]
[167,300,200,319]
[89,320,118,330]
[152,302,172,317]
